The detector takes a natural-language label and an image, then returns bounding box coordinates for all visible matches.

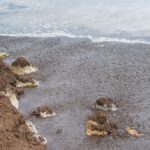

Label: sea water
[0,0,150,43]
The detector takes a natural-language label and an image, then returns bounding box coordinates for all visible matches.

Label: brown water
[1,36,150,150]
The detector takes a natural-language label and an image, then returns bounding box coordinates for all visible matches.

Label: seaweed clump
[16,75,39,88]
[11,57,38,75]
[86,111,117,136]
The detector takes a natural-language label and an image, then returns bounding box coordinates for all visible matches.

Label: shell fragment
[126,127,144,137]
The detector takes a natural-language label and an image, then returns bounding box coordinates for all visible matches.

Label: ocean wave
[0,0,39,13]
[0,31,149,44]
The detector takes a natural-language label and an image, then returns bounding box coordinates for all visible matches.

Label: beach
[1,36,150,150]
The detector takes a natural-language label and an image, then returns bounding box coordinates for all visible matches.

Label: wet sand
[1,36,150,150]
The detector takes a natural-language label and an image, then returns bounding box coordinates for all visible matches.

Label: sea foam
[0,31,150,44]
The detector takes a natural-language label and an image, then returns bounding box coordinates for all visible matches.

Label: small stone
[92,97,118,111]
[126,127,144,137]
[31,106,56,118]
[12,57,30,67]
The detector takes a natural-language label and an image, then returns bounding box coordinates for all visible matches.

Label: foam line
[0,32,150,44]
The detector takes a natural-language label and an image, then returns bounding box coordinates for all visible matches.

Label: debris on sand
[86,111,117,136]
[26,121,47,145]
[126,127,144,137]
[16,75,39,88]
[31,106,56,118]
[16,80,39,88]
[11,57,38,75]
[0,52,9,59]
[0,95,45,150]
[92,97,118,111]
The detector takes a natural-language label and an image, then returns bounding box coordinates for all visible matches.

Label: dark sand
[1,36,150,150]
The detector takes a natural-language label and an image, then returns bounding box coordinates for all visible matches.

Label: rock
[16,80,39,88]
[96,98,113,107]
[92,97,118,111]
[12,57,30,67]
[86,111,117,136]
[31,106,56,118]
[18,75,34,83]
[11,64,38,75]
[89,111,107,124]
[126,127,144,137]
[15,75,39,88]
[11,57,38,75]
[0,52,9,59]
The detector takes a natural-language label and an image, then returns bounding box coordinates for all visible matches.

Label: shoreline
[1,36,150,150]
[0,34,150,44]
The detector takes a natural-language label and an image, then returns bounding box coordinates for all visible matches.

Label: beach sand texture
[1,36,150,150]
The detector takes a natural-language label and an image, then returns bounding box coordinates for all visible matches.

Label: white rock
[25,120,47,145]
[4,89,19,109]
[40,111,56,118]
[11,65,38,75]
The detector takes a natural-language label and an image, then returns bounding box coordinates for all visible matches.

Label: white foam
[92,103,118,112]
[3,89,19,109]
[25,120,38,134]
[91,37,150,44]
[0,31,149,44]
[25,120,47,145]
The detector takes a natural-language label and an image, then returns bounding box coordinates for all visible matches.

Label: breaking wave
[0,31,150,44]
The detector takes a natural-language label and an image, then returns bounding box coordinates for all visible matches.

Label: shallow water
[0,0,150,42]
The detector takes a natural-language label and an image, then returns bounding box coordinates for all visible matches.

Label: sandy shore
[1,36,150,150]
